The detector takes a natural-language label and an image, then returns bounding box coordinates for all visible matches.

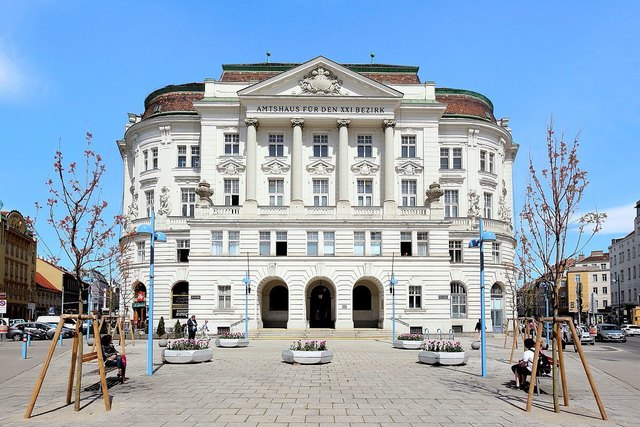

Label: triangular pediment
[306,159,335,175]
[261,159,290,175]
[351,160,380,175]
[395,161,424,176]
[216,159,246,175]
[238,56,403,99]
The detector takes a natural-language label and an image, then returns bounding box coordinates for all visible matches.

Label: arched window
[353,285,372,310]
[269,285,288,311]
[491,283,503,297]
[450,282,467,318]
[171,281,189,318]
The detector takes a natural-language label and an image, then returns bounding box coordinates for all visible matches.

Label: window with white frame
[268,179,284,206]
[312,179,329,206]
[357,135,372,157]
[181,188,196,217]
[313,134,329,157]
[307,232,319,256]
[143,150,149,171]
[401,135,416,158]
[218,285,231,309]
[324,231,335,256]
[480,150,495,173]
[176,239,190,263]
[259,231,271,256]
[191,146,200,168]
[354,231,365,256]
[483,193,493,219]
[370,231,382,256]
[145,190,154,217]
[417,232,429,256]
[357,179,373,206]
[177,145,187,168]
[489,152,495,173]
[152,147,159,169]
[441,147,462,169]
[136,241,145,263]
[224,133,240,156]
[409,285,422,309]
[449,240,463,263]
[228,231,240,256]
[401,232,412,256]
[450,282,467,318]
[491,242,501,264]
[211,231,223,256]
[268,134,284,157]
[444,190,459,218]
[452,148,462,169]
[224,179,240,206]
[401,180,417,206]
[275,231,287,256]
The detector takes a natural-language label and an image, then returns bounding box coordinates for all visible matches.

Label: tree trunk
[73,299,84,411]
[552,283,559,412]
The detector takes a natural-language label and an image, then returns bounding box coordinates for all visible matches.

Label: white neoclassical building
[117,56,519,335]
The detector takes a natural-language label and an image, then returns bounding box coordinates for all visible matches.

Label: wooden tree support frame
[524,316,607,420]
[90,316,128,355]
[508,316,536,363]
[24,314,111,419]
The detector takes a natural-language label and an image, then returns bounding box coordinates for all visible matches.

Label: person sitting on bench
[511,338,535,390]
[101,334,127,383]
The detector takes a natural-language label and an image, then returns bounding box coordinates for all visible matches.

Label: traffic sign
[0,299,7,314]
[0,292,6,298]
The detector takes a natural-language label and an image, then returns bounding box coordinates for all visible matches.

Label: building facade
[609,201,640,324]
[566,251,609,325]
[118,56,519,334]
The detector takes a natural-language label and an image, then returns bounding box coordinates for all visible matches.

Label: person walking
[474,318,482,340]
[187,315,198,340]
[200,319,209,338]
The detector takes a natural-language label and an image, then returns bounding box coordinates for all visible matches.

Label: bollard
[27,333,32,347]
[22,334,27,359]
[58,333,63,347]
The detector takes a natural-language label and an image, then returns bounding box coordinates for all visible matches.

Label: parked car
[621,324,640,337]
[596,323,627,342]
[7,322,49,341]
[562,325,595,346]
[36,315,77,331]
[9,318,26,326]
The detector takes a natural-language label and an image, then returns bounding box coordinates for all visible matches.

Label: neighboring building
[83,269,111,314]
[608,200,640,324]
[0,210,37,320]
[117,56,519,334]
[35,258,64,317]
[566,251,609,325]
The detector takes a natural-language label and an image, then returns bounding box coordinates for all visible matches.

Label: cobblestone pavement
[0,335,638,426]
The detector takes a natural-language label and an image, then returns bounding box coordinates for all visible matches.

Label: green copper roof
[435,88,493,110]
[221,62,419,74]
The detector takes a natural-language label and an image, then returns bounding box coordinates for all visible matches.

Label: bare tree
[519,121,605,411]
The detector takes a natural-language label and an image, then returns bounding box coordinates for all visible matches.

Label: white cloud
[0,49,26,97]
[595,202,636,236]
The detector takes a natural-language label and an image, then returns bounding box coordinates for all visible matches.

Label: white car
[621,325,640,336]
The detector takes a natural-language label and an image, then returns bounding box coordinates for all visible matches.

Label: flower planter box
[215,337,249,348]
[418,351,468,366]
[282,350,333,364]
[161,348,213,364]
[393,339,423,350]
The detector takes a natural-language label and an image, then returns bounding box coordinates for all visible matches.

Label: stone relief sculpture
[157,186,172,216]
[298,66,342,95]
[195,181,214,207]
[498,182,511,222]
[351,160,379,176]
[127,186,139,221]
[425,182,444,203]
[306,160,335,175]
[467,190,480,218]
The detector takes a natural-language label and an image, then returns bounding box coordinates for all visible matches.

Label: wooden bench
[82,351,118,376]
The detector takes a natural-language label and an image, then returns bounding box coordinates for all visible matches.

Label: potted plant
[215,331,249,348]
[418,339,468,366]
[161,338,213,364]
[393,333,425,349]
[157,316,167,347]
[282,340,333,364]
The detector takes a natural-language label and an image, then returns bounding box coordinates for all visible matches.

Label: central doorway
[308,284,334,328]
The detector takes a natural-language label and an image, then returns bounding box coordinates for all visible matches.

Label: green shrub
[174,319,183,338]
[157,316,166,337]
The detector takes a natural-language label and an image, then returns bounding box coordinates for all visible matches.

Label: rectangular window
[489,152,495,173]
[603,286,608,294]
[268,134,284,157]
[177,145,187,168]
[401,135,416,158]
[218,285,231,309]
[191,146,200,168]
[440,148,449,169]
[211,231,223,256]
[152,147,159,169]
[176,239,190,263]
[602,273,607,281]
[224,179,240,206]
[143,150,149,171]
[259,231,271,256]
[444,190,459,218]
[313,134,329,157]
[409,286,422,309]
[370,231,382,256]
[449,240,463,263]
[480,150,487,171]
[228,231,240,256]
[401,231,412,256]
[357,179,373,206]
[136,242,145,263]
[307,232,319,256]
[354,231,365,256]
[593,274,598,282]
[224,134,240,156]
[181,188,196,217]
[417,232,429,256]
[592,287,598,294]
[357,135,372,157]
[491,242,500,264]
[312,179,329,206]
[323,231,335,256]
[483,193,493,219]
[268,179,284,206]
[145,190,154,217]
[452,148,462,169]
[401,180,417,207]
[603,300,608,307]
[275,231,287,256]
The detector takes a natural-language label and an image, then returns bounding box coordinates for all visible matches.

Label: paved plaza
[0,335,638,426]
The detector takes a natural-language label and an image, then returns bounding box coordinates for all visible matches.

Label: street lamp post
[468,217,496,378]
[136,210,167,376]
[613,273,621,325]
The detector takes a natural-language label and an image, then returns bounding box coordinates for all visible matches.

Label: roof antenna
[370,52,375,64]
[266,50,271,64]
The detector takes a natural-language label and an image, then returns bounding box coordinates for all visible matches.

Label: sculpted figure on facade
[425,182,444,203]
[498,183,511,222]
[157,186,172,216]
[195,180,214,207]
[299,66,342,95]
[127,186,139,222]
[467,190,480,218]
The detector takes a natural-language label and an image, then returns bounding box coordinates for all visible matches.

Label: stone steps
[251,328,392,340]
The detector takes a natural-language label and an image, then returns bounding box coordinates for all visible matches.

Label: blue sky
[1,1,639,268]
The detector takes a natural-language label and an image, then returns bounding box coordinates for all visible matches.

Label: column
[291,118,304,205]
[383,119,396,205]
[244,118,258,204]
[337,119,351,204]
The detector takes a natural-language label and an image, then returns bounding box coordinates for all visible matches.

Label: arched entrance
[352,280,383,328]
[491,283,504,333]
[132,282,147,329]
[307,281,335,328]
[260,280,289,328]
